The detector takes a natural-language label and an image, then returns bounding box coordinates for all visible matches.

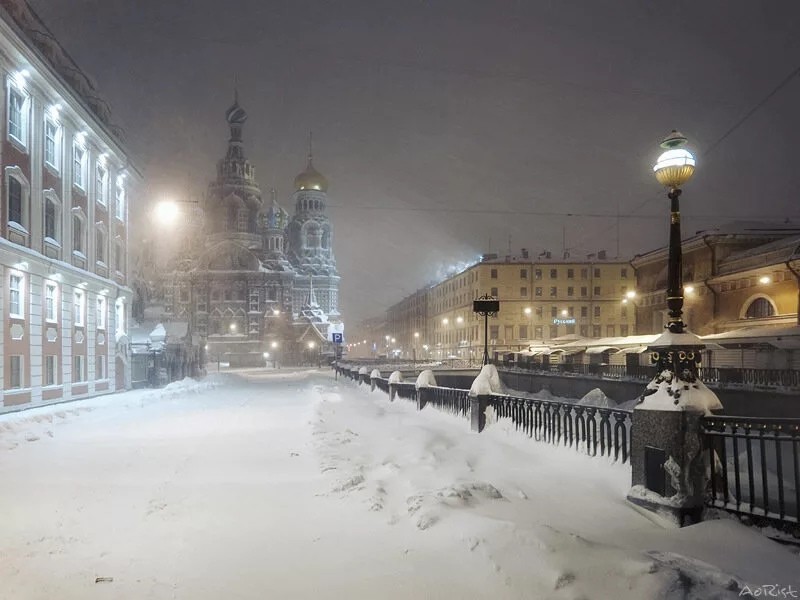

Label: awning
[614,346,648,354]
[585,346,619,355]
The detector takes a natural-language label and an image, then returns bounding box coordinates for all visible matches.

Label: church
[165,95,343,366]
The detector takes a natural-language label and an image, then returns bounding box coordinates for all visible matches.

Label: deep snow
[0,369,797,599]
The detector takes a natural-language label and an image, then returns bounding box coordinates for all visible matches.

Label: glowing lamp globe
[653,130,695,188]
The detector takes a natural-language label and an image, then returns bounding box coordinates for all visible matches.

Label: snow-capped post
[388,370,403,401]
[415,370,437,410]
[358,366,369,385]
[370,369,381,392]
[626,131,722,526]
[468,364,504,433]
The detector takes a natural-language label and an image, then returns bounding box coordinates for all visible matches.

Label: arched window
[745,297,775,319]
[5,166,31,239]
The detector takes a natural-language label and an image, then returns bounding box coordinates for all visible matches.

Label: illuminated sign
[552,318,576,325]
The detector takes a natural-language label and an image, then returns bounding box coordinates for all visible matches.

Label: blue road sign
[332,333,343,344]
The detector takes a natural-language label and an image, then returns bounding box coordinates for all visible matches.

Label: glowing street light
[684,285,695,295]
[442,318,449,325]
[456,316,464,324]
[154,199,181,225]
[524,307,532,315]
[229,323,237,333]
[271,341,278,349]
[759,276,771,285]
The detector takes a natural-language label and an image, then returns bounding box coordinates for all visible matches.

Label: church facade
[165,97,342,366]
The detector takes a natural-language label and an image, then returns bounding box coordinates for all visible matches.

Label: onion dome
[294,159,328,192]
[225,89,247,125]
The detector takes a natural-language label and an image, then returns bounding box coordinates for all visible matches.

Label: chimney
[545,251,552,259]
[521,248,529,259]
[563,251,570,259]
[598,250,607,260]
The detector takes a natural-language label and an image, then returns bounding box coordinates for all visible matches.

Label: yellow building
[384,250,635,360]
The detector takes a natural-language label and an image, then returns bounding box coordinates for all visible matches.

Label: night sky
[28,0,800,325]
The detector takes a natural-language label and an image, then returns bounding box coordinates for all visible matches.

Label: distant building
[379,249,634,361]
[161,97,342,366]
[0,0,141,411]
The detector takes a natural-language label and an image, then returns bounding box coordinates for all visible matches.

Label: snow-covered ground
[0,369,797,599]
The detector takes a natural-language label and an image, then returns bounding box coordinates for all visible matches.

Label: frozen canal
[1,369,797,599]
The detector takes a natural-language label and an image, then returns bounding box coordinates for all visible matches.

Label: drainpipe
[786,260,800,326]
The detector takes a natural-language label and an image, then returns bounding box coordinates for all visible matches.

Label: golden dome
[294,159,328,192]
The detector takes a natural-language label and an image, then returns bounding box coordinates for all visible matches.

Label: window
[581,286,588,297]
[7,86,28,146]
[549,269,557,279]
[115,298,125,335]
[567,268,574,279]
[534,269,542,280]
[581,268,588,279]
[520,287,528,297]
[593,286,601,296]
[44,195,60,241]
[567,286,574,297]
[621,268,628,279]
[490,287,498,297]
[549,286,557,297]
[550,306,557,317]
[45,355,57,386]
[74,355,85,382]
[72,214,84,253]
[520,269,527,279]
[44,118,61,170]
[535,287,542,297]
[489,325,499,339]
[535,306,543,317]
[96,228,106,264]
[581,306,588,317]
[96,355,106,380]
[179,288,189,302]
[745,297,775,319]
[249,291,259,312]
[9,355,23,388]
[73,142,87,189]
[594,268,601,278]
[519,324,528,339]
[592,325,602,337]
[97,296,106,329]
[45,283,57,322]
[594,306,601,318]
[74,290,85,326]
[620,325,629,337]
[549,325,558,339]
[580,325,588,337]
[8,175,23,225]
[9,273,23,318]
[95,164,108,205]
[607,325,616,337]
[115,241,124,272]
[115,178,125,220]
[568,307,575,317]
[490,268,498,279]
[620,305,627,318]
[534,326,543,339]
[237,208,249,232]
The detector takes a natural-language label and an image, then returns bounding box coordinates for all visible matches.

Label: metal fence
[488,394,632,463]
[703,416,800,527]
[426,386,470,418]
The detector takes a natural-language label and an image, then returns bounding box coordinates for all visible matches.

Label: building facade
[0,0,139,410]
[163,98,342,365]
[381,250,635,360]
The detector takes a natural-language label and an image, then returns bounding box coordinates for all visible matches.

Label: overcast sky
[29,0,800,324]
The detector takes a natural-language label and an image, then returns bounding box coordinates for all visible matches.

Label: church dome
[294,159,328,192]
[225,99,247,125]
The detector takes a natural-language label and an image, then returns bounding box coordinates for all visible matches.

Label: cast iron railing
[487,394,632,463]
[703,416,800,528]
[394,381,417,402]
[427,386,470,417]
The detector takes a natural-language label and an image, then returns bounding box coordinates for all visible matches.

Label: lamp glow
[524,307,532,315]
[684,285,695,294]
[759,276,771,285]
[154,200,180,225]
[654,148,696,188]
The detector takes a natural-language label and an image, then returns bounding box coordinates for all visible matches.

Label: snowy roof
[702,325,800,349]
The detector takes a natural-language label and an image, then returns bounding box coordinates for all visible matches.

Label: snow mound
[638,371,722,414]
[370,369,382,379]
[358,366,368,375]
[415,369,437,389]
[388,371,403,384]
[468,364,504,397]
[578,388,613,408]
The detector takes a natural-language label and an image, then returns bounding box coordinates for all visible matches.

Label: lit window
[45,282,57,322]
[7,86,28,146]
[115,178,125,220]
[73,142,87,189]
[74,290,85,327]
[44,118,61,170]
[9,274,23,318]
[96,296,106,329]
[95,164,108,205]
